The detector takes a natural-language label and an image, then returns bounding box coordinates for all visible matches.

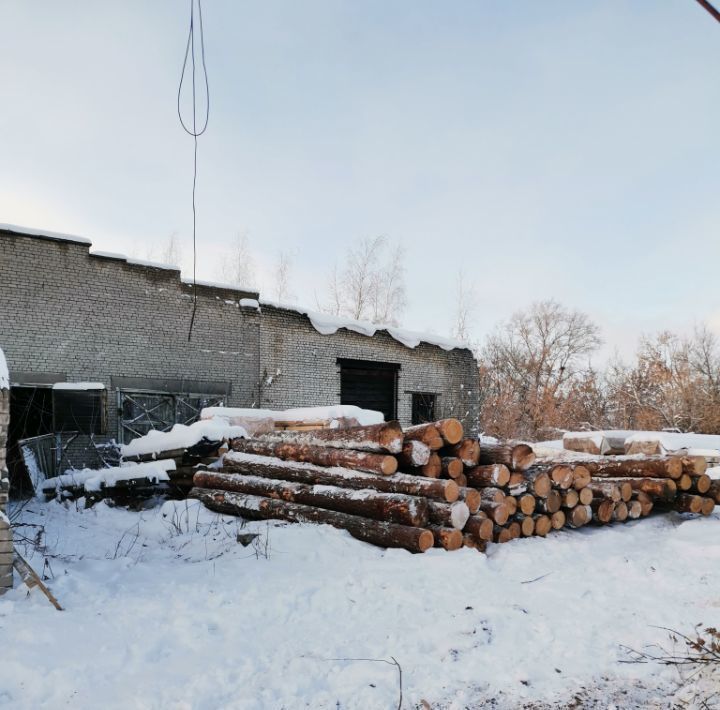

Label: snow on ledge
[0,345,8,390]
[125,257,180,272]
[0,222,92,245]
[53,382,106,390]
[260,299,470,352]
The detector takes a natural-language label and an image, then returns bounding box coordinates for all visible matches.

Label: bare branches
[320,236,407,325]
[219,232,257,289]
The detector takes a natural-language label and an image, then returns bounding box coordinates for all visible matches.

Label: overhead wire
[177,0,210,341]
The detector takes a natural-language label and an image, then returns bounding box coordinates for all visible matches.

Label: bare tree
[321,235,407,325]
[479,300,602,438]
[451,270,477,343]
[220,232,256,289]
[273,250,294,303]
[160,232,182,267]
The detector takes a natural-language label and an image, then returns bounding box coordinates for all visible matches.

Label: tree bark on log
[466,464,510,488]
[462,534,487,552]
[691,474,711,494]
[493,525,513,543]
[441,457,464,479]
[404,419,463,448]
[479,442,535,471]
[458,487,481,514]
[591,499,615,523]
[445,439,480,467]
[256,421,405,454]
[535,489,561,514]
[429,526,463,550]
[193,472,429,527]
[402,452,442,479]
[674,494,703,513]
[682,456,708,475]
[397,440,431,468]
[559,456,683,479]
[427,501,470,530]
[479,501,509,525]
[518,468,552,497]
[189,488,435,553]
[463,513,494,542]
[220,452,459,501]
[479,487,506,504]
[230,438,398,475]
[708,480,720,504]
[610,477,676,500]
[572,465,592,490]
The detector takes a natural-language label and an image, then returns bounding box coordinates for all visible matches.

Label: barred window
[411,392,436,425]
[52,387,107,435]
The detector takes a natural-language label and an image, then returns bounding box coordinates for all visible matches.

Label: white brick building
[0,225,479,481]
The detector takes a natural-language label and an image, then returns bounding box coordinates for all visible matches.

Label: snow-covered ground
[2,499,719,709]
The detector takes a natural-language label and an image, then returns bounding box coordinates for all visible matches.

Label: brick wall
[0,385,12,592]
[0,229,479,469]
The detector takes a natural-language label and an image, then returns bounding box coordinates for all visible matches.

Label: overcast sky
[1,1,719,359]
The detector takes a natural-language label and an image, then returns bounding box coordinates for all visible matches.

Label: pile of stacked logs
[189,418,718,553]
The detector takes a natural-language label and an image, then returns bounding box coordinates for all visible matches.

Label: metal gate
[117,390,226,444]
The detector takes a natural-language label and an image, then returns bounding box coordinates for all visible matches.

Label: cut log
[479,487,505,504]
[462,533,487,552]
[398,440,431,468]
[493,525,513,543]
[230,438,398,475]
[504,495,518,516]
[507,521,521,540]
[561,489,579,508]
[560,456,683,480]
[521,468,552,497]
[193,472,429,527]
[536,489,561,514]
[626,500,642,519]
[550,510,566,530]
[441,457,464,479]
[681,456,708,475]
[674,494,703,514]
[548,465,574,490]
[691,474,711,495]
[445,439,481,467]
[465,464,510,488]
[455,472,467,488]
[566,504,590,528]
[701,497,716,516]
[633,491,654,516]
[427,501,470,530]
[464,514,494,542]
[586,481,622,502]
[479,501,509,525]
[430,526,463,551]
[257,420,405,454]
[404,419,463,447]
[190,488,434,553]
[708,480,720,504]
[458,487,481,514]
[563,434,605,456]
[677,473,693,491]
[572,465,592,490]
[479,442,536,471]
[591,499,615,523]
[616,477,676,500]
[578,487,594,505]
[401,452,442,479]
[515,514,535,536]
[612,501,628,522]
[518,493,536,515]
[220,453,459,502]
[533,514,552,537]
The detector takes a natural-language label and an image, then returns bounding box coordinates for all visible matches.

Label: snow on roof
[52,382,106,390]
[0,345,8,390]
[0,222,92,245]
[125,257,180,272]
[260,299,470,352]
[181,277,258,294]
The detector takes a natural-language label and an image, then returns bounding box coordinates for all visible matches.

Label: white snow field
[2,499,719,709]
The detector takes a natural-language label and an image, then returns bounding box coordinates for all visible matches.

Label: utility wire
[694,0,720,23]
[177,0,210,341]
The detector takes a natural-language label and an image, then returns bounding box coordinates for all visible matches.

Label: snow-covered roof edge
[260,299,472,353]
[1,222,92,246]
[0,345,8,390]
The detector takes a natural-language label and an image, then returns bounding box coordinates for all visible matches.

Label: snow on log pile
[189,420,718,553]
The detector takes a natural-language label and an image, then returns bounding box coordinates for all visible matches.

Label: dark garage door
[338,359,399,421]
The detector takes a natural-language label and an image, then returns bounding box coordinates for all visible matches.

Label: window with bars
[53,388,107,435]
[411,392,436,425]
